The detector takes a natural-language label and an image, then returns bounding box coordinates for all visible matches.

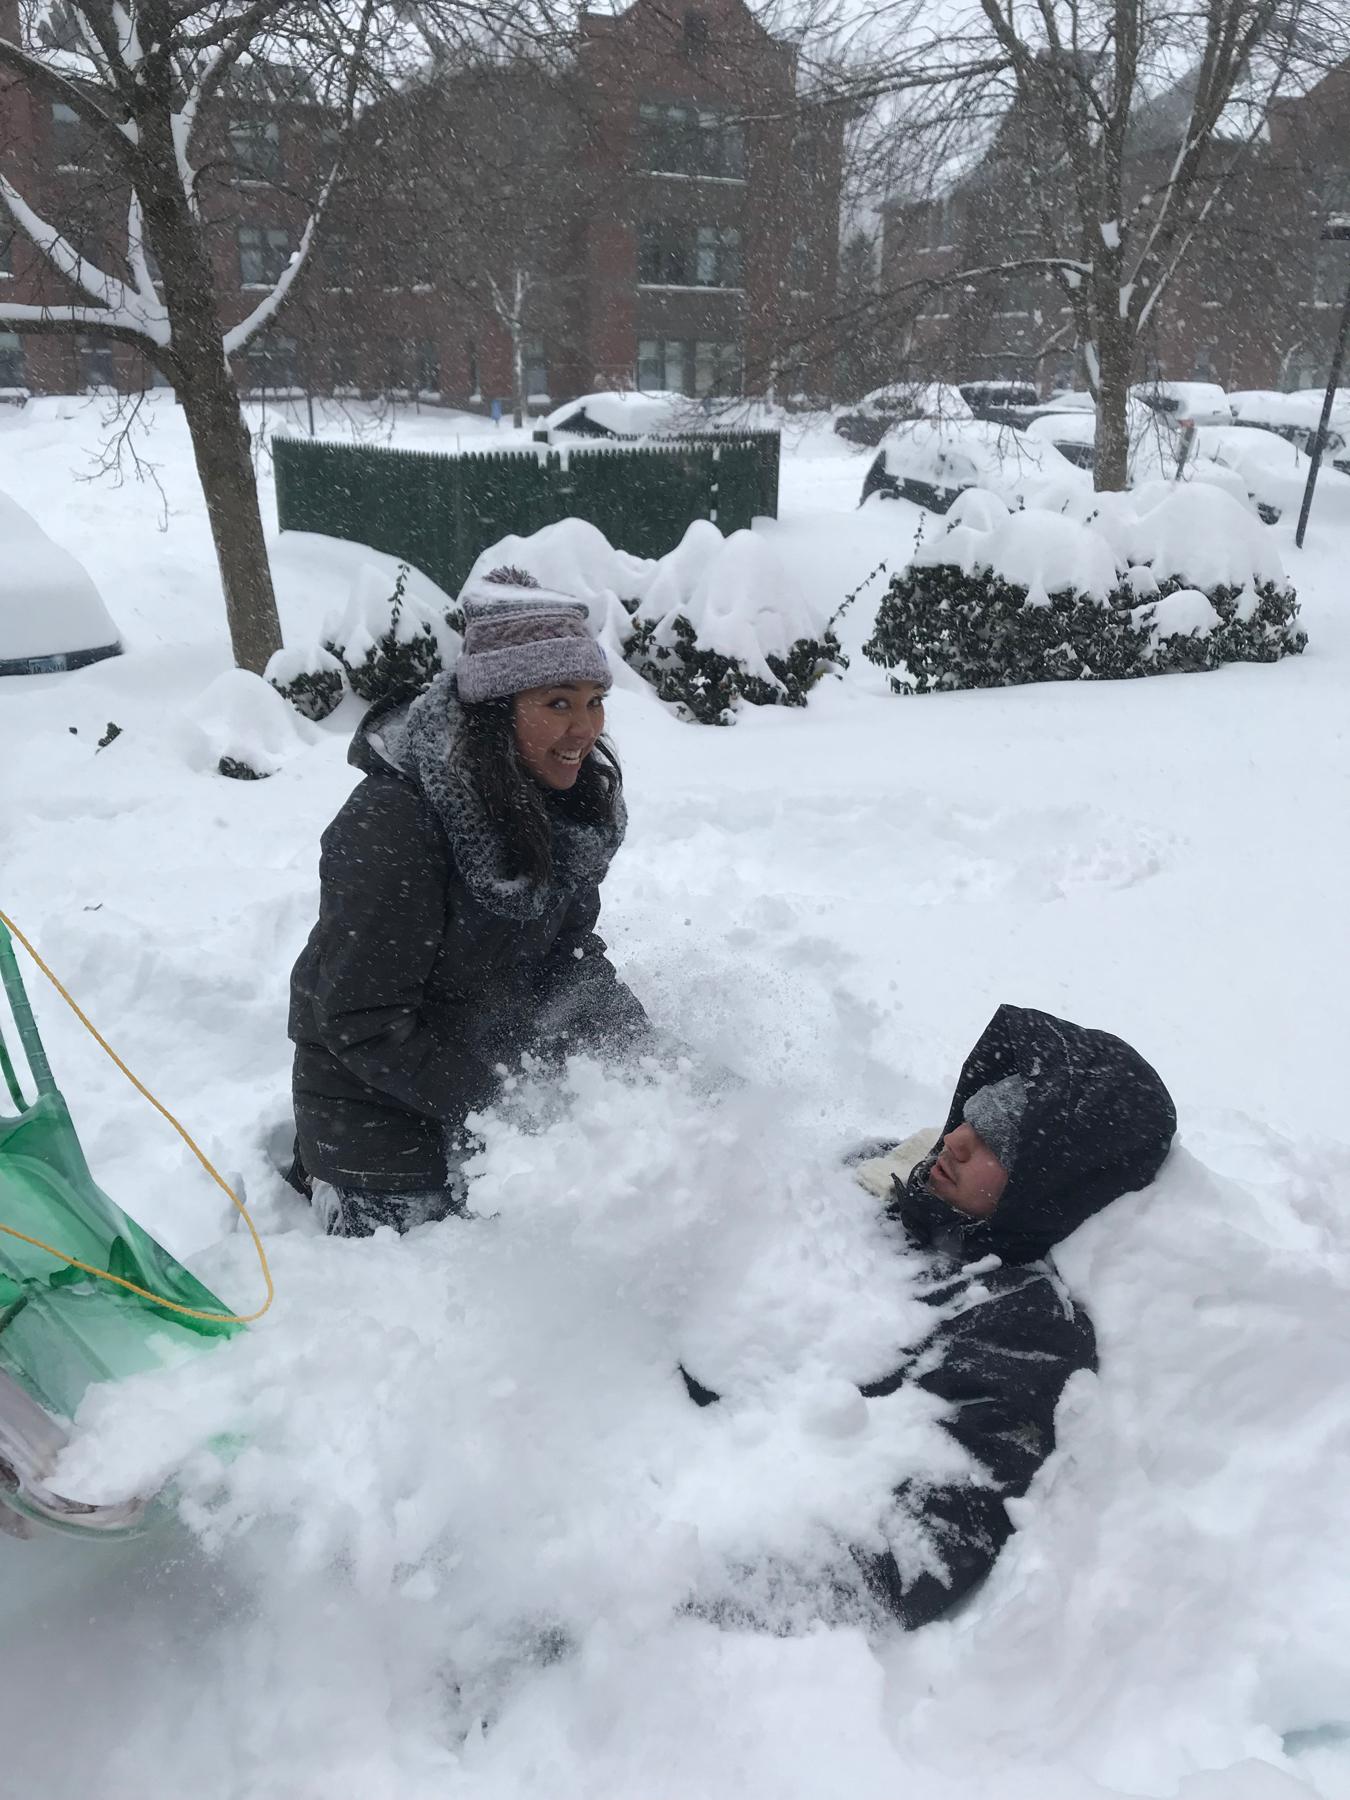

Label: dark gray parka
[289,674,650,1192]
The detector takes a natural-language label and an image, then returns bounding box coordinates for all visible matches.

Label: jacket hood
[896,1005,1177,1265]
[347,673,626,922]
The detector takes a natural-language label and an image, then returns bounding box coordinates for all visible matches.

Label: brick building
[0,0,843,407]
[877,60,1350,398]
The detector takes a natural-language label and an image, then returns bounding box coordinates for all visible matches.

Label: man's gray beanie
[963,1073,1028,1172]
[455,568,611,704]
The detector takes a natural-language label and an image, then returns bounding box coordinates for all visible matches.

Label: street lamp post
[1295,213,1350,550]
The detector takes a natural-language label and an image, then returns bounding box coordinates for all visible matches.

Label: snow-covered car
[545,391,698,438]
[958,380,1040,424]
[1226,390,1350,474]
[860,418,1088,513]
[0,487,120,676]
[1190,423,1350,525]
[1131,381,1232,426]
[1025,408,1279,521]
[833,381,973,448]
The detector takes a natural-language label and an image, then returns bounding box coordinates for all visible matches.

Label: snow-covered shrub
[265,644,347,722]
[1121,485,1306,664]
[323,562,461,704]
[865,490,1304,694]
[176,669,317,780]
[626,525,844,725]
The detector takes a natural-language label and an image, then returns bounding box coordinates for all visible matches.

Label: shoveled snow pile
[0,486,121,667]
[1124,483,1289,593]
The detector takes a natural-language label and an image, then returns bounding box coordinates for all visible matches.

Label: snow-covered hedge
[461,517,842,726]
[625,523,843,725]
[865,486,1305,694]
[265,643,347,721]
[322,563,463,704]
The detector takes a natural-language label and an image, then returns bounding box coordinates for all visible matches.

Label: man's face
[928,1123,1010,1219]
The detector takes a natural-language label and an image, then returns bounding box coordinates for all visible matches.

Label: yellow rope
[0,910,274,1325]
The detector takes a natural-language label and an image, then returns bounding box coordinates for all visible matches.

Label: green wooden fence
[272,432,780,599]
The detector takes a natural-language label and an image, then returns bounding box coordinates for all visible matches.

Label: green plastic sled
[0,917,242,1538]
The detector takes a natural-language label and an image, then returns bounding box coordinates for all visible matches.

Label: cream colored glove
[851,1127,942,1199]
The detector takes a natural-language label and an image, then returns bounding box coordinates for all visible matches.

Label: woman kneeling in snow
[685,1005,1177,1629]
[288,574,651,1237]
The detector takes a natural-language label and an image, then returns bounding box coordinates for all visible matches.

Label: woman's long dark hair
[454,696,622,884]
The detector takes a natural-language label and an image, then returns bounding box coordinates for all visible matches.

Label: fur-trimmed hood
[349,672,626,923]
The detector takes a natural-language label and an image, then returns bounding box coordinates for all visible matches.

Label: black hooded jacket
[289,675,650,1192]
[684,1004,1177,1630]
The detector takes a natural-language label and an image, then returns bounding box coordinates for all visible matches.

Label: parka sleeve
[533,880,654,1057]
[304,780,499,1120]
[857,1279,1095,1630]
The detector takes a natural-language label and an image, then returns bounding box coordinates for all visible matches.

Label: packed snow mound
[637,528,829,682]
[1127,484,1287,591]
[943,487,1011,534]
[0,487,121,667]
[176,668,318,777]
[919,506,1121,605]
[1138,588,1224,644]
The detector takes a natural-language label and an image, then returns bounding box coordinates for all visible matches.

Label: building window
[683,8,710,56]
[1313,235,1350,307]
[922,197,955,251]
[323,231,352,289]
[237,225,291,287]
[639,221,741,287]
[77,335,115,389]
[466,338,480,399]
[524,337,548,399]
[789,233,812,293]
[244,334,299,390]
[638,102,745,180]
[50,100,83,166]
[228,118,281,183]
[0,232,12,276]
[0,331,24,388]
[1192,343,1221,383]
[637,335,742,396]
[329,344,357,391]
[693,338,742,396]
[416,338,441,394]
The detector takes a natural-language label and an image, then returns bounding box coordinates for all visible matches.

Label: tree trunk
[1092,320,1133,493]
[178,349,284,673]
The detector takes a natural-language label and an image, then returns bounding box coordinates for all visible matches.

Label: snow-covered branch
[0,174,168,344]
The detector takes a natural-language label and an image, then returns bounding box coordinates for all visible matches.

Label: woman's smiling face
[513,682,607,790]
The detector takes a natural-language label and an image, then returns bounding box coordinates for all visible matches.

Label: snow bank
[0,487,121,665]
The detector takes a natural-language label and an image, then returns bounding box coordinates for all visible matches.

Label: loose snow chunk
[177,669,317,777]
[264,642,345,686]
[1126,483,1287,590]
[1148,587,1222,640]
[924,509,1121,607]
[0,487,122,665]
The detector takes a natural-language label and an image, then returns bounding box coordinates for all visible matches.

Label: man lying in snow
[683,1004,1177,1629]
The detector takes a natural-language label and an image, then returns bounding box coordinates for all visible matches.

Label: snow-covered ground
[2,393,1349,1800]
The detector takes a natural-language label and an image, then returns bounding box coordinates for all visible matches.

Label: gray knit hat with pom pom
[456,566,611,704]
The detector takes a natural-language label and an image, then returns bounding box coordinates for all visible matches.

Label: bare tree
[799,0,1347,487]
[0,0,556,671]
